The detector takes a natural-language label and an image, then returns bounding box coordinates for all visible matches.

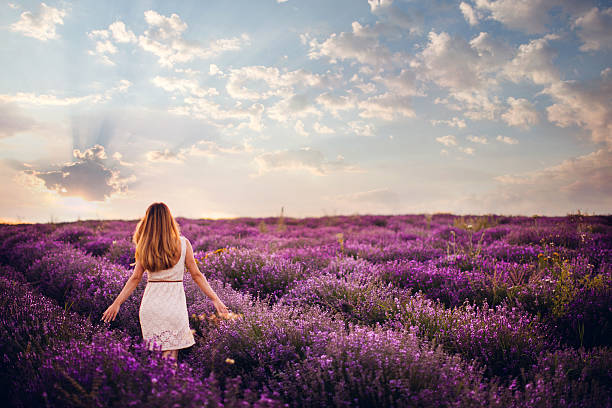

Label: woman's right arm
[185,239,228,314]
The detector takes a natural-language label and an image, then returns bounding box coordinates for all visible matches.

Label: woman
[101,202,229,362]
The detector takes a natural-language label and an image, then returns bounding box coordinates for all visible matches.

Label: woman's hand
[213,298,229,316]
[101,302,120,323]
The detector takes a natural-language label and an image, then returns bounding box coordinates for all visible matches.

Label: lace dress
[139,235,195,351]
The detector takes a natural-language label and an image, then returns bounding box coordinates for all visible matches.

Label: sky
[0,0,611,223]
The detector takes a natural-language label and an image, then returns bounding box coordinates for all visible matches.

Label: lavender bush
[0,213,610,407]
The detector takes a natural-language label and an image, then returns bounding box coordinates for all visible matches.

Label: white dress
[139,235,196,351]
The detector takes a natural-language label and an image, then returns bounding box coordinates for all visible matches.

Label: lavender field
[1,213,611,407]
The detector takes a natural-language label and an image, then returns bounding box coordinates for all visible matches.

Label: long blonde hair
[133,202,181,272]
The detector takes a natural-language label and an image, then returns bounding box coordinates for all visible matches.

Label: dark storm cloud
[26,144,134,201]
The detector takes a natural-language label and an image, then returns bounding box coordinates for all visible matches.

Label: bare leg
[161,349,179,367]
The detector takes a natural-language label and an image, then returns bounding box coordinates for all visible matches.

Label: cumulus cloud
[305,21,394,67]
[23,144,134,201]
[347,121,375,137]
[368,0,422,34]
[543,72,612,145]
[469,0,591,34]
[294,120,309,137]
[138,10,249,67]
[358,92,415,120]
[109,21,137,43]
[87,20,137,65]
[436,134,457,146]
[313,122,335,134]
[315,92,356,117]
[430,117,467,128]
[503,34,560,85]
[10,2,66,41]
[572,7,612,52]
[460,2,481,26]
[496,135,519,144]
[171,97,265,132]
[251,147,360,177]
[373,69,422,96]
[494,148,612,206]
[146,138,256,164]
[146,148,186,163]
[501,97,539,129]
[419,31,482,91]
[226,66,328,101]
[417,31,507,120]
[151,76,218,97]
[467,135,488,144]
[267,93,321,123]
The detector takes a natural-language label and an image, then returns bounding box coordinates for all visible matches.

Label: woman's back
[139,235,195,351]
[145,236,186,281]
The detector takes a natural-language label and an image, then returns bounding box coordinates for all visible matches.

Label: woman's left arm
[101,261,145,323]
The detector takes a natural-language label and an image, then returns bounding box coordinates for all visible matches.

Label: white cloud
[0,80,131,106]
[431,117,467,128]
[358,92,415,120]
[172,97,265,132]
[313,122,335,134]
[348,121,375,137]
[146,148,186,163]
[543,72,612,145]
[350,75,378,94]
[467,135,488,144]
[305,21,394,67]
[372,69,422,96]
[315,92,356,117]
[503,34,560,85]
[187,138,255,156]
[226,66,327,101]
[267,93,321,123]
[87,21,137,65]
[152,76,218,97]
[460,2,480,26]
[109,21,137,43]
[494,149,612,204]
[417,31,507,121]
[294,120,309,137]
[469,31,514,70]
[209,64,223,76]
[471,0,558,34]
[459,146,475,154]
[147,139,256,164]
[138,10,249,67]
[251,146,360,177]
[368,0,422,34]
[10,2,65,41]
[496,135,519,144]
[501,97,539,129]
[572,7,612,52]
[419,31,481,91]
[436,134,457,146]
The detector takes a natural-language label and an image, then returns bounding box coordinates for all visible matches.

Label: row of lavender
[1,213,611,406]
